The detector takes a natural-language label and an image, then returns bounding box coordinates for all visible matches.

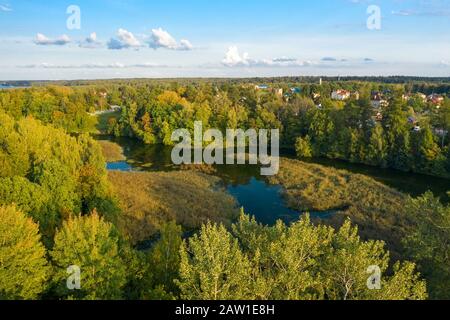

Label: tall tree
[177,222,252,300]
[0,206,50,300]
[51,212,127,300]
[403,192,450,299]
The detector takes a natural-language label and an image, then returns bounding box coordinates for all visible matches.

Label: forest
[0,78,449,300]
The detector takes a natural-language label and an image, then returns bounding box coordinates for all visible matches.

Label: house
[273,88,283,97]
[427,94,444,106]
[290,87,301,94]
[255,85,269,90]
[375,112,383,121]
[371,99,389,109]
[371,91,389,109]
[331,90,351,101]
[371,91,384,101]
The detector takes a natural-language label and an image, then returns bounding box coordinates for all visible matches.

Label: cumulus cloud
[18,62,167,69]
[34,33,71,46]
[148,28,193,50]
[222,47,313,68]
[108,28,141,50]
[222,46,251,66]
[79,32,102,49]
[0,4,12,12]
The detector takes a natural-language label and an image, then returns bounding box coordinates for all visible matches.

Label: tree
[50,212,127,300]
[148,221,183,295]
[231,213,427,300]
[295,136,313,158]
[366,124,387,166]
[320,220,426,300]
[403,192,450,299]
[177,222,252,300]
[411,125,441,174]
[0,206,50,300]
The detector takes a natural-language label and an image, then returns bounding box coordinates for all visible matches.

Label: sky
[0,0,449,80]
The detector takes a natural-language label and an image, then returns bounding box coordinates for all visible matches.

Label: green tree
[0,206,50,300]
[403,192,450,299]
[320,220,426,300]
[366,124,387,166]
[295,136,313,158]
[177,222,252,300]
[51,212,127,300]
[148,221,183,295]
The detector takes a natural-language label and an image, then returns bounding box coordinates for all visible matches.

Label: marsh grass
[269,158,410,257]
[109,170,239,244]
[98,140,126,162]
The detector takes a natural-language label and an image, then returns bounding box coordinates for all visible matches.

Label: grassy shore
[97,140,126,162]
[109,170,239,244]
[268,158,410,257]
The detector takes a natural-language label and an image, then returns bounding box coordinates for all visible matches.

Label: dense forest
[1,79,448,177]
[0,78,449,300]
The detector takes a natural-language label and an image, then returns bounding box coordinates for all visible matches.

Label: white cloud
[34,33,71,46]
[222,46,251,67]
[0,4,12,12]
[222,46,314,68]
[79,32,102,49]
[148,28,193,51]
[108,28,141,50]
[179,39,193,51]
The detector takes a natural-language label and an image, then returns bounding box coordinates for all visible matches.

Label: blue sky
[0,0,449,80]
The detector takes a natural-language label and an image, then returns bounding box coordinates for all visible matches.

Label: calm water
[98,136,449,225]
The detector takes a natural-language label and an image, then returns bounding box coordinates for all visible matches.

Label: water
[98,136,450,225]
[106,162,132,171]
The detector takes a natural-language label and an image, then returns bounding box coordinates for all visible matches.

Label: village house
[427,94,444,106]
[331,89,351,101]
[370,91,389,109]
[255,84,269,90]
[371,99,389,109]
[273,88,283,97]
